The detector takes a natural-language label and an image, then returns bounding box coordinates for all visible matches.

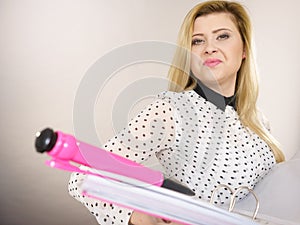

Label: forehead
[193,12,238,33]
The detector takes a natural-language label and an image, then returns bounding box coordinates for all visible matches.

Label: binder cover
[81,174,259,225]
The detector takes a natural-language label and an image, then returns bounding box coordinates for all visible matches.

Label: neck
[201,75,237,97]
[193,80,237,111]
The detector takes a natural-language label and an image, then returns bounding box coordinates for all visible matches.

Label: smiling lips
[203,58,222,67]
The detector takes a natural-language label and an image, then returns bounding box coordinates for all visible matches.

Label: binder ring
[210,185,260,220]
[210,184,234,211]
[229,186,260,220]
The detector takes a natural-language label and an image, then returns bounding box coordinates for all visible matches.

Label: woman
[68,1,285,225]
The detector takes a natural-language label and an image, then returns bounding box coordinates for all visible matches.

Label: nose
[203,40,218,55]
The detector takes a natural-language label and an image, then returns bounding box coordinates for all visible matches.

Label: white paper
[81,174,258,225]
[81,157,300,225]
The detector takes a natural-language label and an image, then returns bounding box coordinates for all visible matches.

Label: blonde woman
[68,1,285,225]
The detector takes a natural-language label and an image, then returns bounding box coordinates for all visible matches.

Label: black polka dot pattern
[68,90,276,224]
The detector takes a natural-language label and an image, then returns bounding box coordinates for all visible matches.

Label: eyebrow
[192,28,233,37]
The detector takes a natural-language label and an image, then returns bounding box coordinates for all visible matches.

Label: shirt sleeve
[68,95,176,225]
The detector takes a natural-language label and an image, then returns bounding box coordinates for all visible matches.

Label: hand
[129,211,184,225]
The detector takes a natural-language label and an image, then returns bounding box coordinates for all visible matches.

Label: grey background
[1,0,299,224]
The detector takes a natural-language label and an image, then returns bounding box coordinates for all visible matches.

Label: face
[190,12,245,96]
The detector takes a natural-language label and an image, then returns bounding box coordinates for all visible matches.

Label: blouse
[68,83,276,225]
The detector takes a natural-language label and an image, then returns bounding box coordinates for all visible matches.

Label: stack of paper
[81,157,300,225]
[81,174,258,225]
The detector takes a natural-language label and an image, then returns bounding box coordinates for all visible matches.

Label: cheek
[230,54,244,73]
[191,45,205,58]
[190,50,203,68]
[227,45,244,67]
[191,47,201,58]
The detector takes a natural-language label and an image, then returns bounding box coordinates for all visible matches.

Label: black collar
[193,81,236,111]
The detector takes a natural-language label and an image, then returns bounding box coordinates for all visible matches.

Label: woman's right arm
[68,96,176,225]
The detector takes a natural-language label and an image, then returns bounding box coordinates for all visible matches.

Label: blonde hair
[168,0,285,163]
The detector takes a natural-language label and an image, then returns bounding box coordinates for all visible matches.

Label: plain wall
[1,0,299,224]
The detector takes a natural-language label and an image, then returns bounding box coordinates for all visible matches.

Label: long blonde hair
[168,0,285,163]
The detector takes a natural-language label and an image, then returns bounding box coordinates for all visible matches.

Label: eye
[192,38,205,46]
[217,33,230,40]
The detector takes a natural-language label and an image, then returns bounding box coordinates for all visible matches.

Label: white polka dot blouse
[68,84,276,225]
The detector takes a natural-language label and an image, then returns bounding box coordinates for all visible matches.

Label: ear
[242,49,246,59]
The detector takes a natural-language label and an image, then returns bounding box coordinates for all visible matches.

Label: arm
[129,211,184,225]
[68,96,176,225]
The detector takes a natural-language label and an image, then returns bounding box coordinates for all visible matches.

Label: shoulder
[157,90,195,103]
[257,109,271,132]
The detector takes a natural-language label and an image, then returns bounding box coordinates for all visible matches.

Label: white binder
[81,158,300,225]
[81,174,258,225]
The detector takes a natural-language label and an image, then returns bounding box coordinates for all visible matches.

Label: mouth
[203,58,222,68]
